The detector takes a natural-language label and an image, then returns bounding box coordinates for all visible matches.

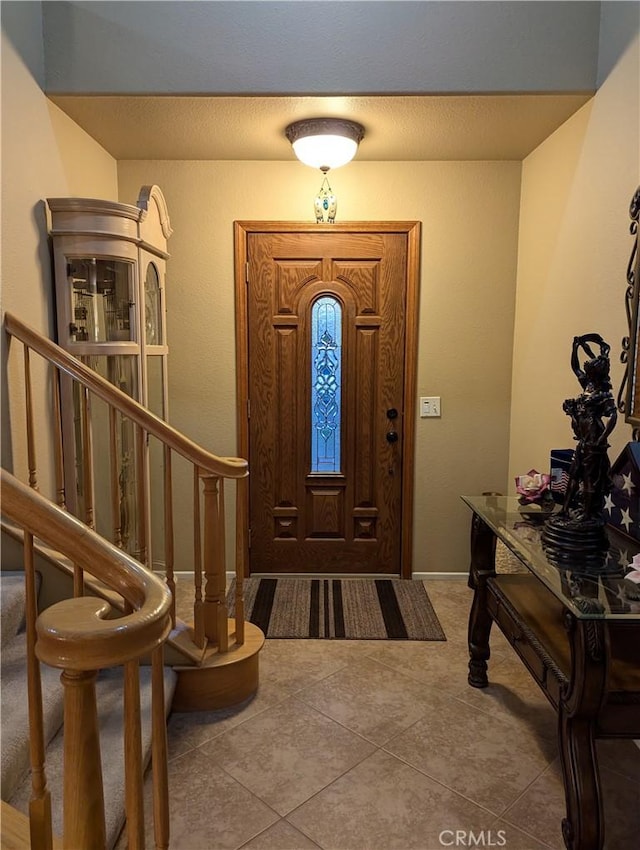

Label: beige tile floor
[119,580,640,850]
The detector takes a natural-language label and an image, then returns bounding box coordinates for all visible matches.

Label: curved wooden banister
[5,307,257,722]
[1,470,172,670]
[4,312,248,480]
[3,304,255,846]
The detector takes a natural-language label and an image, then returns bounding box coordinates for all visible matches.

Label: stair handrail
[4,312,248,480]
[1,470,173,667]
[5,308,253,687]
[1,469,174,849]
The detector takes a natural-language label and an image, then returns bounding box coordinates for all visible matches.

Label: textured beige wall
[118,160,521,574]
[510,29,640,486]
[1,23,117,498]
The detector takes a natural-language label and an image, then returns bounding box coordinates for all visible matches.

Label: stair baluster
[192,466,205,649]
[80,385,94,533]
[109,408,123,549]
[23,347,39,492]
[150,646,170,850]
[163,446,176,627]
[134,425,148,568]
[24,530,54,850]
[123,656,144,850]
[52,368,66,510]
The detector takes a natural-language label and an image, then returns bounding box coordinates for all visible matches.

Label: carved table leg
[558,612,608,850]
[467,513,497,688]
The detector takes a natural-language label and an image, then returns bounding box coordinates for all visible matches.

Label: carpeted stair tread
[9,665,177,849]
[1,634,65,801]
[1,572,35,647]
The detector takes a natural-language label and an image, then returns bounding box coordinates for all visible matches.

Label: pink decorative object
[626,554,640,584]
[515,469,552,503]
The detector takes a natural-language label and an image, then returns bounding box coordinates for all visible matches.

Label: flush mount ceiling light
[285,118,365,171]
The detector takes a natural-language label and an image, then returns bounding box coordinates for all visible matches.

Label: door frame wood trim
[234,221,421,579]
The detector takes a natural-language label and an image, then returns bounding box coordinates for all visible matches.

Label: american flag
[603,526,640,613]
[550,448,574,504]
[605,442,640,541]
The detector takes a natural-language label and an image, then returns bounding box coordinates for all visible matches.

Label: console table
[462,495,640,850]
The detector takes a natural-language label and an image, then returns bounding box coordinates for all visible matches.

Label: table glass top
[462,495,640,620]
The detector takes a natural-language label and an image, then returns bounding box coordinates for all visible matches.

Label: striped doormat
[226,577,446,640]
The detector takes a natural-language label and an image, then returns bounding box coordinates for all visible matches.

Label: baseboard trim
[164,570,468,582]
[414,572,469,581]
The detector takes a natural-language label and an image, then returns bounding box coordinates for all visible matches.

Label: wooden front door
[235,222,420,576]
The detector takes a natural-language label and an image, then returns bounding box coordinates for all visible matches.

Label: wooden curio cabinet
[47,186,172,561]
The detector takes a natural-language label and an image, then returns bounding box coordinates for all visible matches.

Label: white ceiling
[50,93,593,162]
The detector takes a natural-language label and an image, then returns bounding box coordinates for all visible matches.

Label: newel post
[202,475,229,650]
[61,669,106,850]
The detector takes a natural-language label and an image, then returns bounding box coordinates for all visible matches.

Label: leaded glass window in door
[311,295,342,473]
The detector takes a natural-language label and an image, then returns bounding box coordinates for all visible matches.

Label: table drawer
[489,593,547,683]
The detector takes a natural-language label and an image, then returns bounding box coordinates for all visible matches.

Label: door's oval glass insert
[311,295,342,473]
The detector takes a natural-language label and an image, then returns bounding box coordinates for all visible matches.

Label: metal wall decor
[618,185,640,438]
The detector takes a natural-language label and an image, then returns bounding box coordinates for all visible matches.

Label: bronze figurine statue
[562,334,618,519]
[542,334,617,569]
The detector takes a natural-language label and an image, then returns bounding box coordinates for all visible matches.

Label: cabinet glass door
[74,355,140,554]
[69,258,135,343]
[143,262,163,345]
[146,356,165,419]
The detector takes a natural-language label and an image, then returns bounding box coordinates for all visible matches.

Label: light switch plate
[420,396,441,418]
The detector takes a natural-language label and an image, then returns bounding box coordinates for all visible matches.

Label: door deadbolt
[386,408,398,420]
